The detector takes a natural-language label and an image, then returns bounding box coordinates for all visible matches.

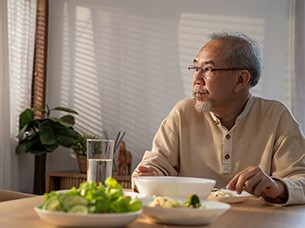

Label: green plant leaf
[53,106,78,114]
[60,115,75,125]
[19,109,34,130]
[17,119,40,140]
[17,124,32,140]
[39,120,58,146]
[43,143,60,152]
[48,117,74,128]
[15,135,41,154]
[54,125,80,147]
[29,144,50,155]
[16,122,58,155]
[15,105,80,155]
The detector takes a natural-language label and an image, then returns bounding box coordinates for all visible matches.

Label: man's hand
[226,166,288,203]
[131,165,158,192]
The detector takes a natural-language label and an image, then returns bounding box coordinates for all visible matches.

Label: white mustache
[193,85,207,94]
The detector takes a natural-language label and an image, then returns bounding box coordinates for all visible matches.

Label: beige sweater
[135,96,305,205]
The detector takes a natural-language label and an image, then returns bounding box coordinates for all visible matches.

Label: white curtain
[292,0,305,134]
[0,0,11,189]
[0,0,37,191]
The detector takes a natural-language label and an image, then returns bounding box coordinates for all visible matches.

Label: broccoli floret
[184,194,201,208]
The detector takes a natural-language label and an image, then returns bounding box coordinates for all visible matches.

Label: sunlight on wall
[61,5,104,137]
[48,0,291,171]
[58,4,185,165]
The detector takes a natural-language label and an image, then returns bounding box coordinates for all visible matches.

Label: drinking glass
[86,139,114,184]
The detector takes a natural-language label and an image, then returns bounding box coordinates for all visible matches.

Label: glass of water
[86,139,114,184]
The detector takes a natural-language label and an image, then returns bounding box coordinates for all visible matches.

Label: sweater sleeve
[132,99,189,177]
[265,109,305,205]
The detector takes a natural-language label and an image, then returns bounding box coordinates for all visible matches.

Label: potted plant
[71,134,98,173]
[16,106,80,155]
[15,105,81,194]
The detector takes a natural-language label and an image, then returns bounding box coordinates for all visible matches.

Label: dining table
[1,191,305,228]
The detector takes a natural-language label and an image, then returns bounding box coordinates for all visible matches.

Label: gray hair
[209,31,263,87]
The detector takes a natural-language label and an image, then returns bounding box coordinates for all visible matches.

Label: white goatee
[195,99,212,113]
[193,85,212,113]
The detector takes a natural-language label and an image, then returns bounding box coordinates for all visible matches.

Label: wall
[43,0,291,185]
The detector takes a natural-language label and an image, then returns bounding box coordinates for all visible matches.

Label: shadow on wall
[48,0,275,170]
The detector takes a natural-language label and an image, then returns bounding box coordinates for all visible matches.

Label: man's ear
[234,70,251,92]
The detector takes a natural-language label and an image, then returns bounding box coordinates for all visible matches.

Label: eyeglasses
[188,65,245,78]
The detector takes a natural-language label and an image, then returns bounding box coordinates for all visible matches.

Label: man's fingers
[135,165,158,176]
[132,165,158,192]
[137,165,153,172]
[227,166,259,194]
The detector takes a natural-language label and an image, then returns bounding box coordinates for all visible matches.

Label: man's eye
[203,67,210,73]
[203,67,213,73]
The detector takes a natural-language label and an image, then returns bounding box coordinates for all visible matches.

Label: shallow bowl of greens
[34,179,143,227]
[35,205,142,227]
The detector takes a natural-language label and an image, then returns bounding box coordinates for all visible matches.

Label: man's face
[191,40,239,113]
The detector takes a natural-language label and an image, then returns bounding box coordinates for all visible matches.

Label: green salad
[39,177,142,214]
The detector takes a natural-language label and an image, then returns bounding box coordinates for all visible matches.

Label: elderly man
[132,31,305,205]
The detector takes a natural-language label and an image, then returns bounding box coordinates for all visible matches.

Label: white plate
[34,191,143,227]
[35,207,142,227]
[141,197,230,225]
[208,189,253,203]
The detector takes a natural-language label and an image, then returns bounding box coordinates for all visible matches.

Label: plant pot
[33,153,47,195]
[76,155,87,173]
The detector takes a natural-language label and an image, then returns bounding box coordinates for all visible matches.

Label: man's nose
[193,73,205,85]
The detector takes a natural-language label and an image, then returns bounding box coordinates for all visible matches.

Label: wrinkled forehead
[193,40,230,66]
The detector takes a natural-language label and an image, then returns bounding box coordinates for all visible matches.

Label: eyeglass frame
[188,65,246,78]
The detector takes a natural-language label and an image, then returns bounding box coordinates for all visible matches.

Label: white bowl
[141,197,230,225]
[134,176,216,199]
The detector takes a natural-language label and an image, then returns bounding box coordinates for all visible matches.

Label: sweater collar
[209,94,253,127]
